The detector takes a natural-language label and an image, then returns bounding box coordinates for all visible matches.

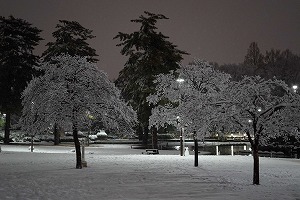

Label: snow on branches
[148,59,300,143]
[148,60,231,137]
[21,54,137,136]
[223,76,300,145]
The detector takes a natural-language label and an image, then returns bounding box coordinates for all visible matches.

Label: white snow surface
[0,144,299,200]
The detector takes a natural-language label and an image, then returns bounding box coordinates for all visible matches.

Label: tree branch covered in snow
[148,59,300,144]
[222,76,300,145]
[21,54,137,136]
[148,60,231,138]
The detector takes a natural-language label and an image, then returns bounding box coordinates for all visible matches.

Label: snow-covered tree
[42,19,98,144]
[148,60,231,139]
[21,54,137,168]
[222,76,300,185]
[149,60,300,185]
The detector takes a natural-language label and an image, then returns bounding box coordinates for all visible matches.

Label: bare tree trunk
[53,123,60,145]
[138,126,143,141]
[4,112,11,144]
[152,127,158,149]
[30,135,34,152]
[180,127,184,156]
[194,131,198,167]
[142,126,149,147]
[252,144,260,185]
[73,124,82,169]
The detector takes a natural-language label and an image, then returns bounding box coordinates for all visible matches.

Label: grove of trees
[0,12,300,181]
[217,42,300,85]
[148,60,300,185]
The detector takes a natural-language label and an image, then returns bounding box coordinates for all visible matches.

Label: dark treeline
[214,42,300,86]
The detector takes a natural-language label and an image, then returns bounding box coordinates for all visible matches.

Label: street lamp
[176,78,185,157]
[86,111,94,146]
[30,102,35,152]
[176,78,184,83]
[292,85,298,93]
[176,116,184,156]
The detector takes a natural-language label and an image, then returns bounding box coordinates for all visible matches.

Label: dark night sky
[1,0,299,79]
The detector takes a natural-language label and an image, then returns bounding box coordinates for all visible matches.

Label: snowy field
[0,144,299,200]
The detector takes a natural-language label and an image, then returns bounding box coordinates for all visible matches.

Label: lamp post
[176,78,185,156]
[30,102,34,152]
[177,116,184,156]
[86,111,94,146]
[3,112,10,144]
[0,114,5,151]
[81,138,87,167]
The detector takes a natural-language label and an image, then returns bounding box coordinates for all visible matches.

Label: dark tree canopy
[264,49,300,84]
[244,42,264,67]
[0,15,42,143]
[114,11,188,144]
[217,42,300,84]
[42,20,98,63]
[243,42,265,77]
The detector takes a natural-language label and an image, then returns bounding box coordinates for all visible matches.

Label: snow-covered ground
[0,144,299,200]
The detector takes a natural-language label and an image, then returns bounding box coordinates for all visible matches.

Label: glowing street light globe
[292,85,298,92]
[176,78,184,83]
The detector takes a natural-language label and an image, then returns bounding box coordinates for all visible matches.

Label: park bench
[142,149,159,155]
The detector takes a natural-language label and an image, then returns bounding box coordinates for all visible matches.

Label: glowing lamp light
[292,85,298,93]
[293,85,298,90]
[176,78,184,83]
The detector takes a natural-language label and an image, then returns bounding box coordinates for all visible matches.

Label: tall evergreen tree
[244,42,264,66]
[42,20,98,144]
[244,42,265,76]
[0,15,42,144]
[42,20,98,63]
[114,11,188,145]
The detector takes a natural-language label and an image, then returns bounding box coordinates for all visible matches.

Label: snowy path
[0,145,299,200]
